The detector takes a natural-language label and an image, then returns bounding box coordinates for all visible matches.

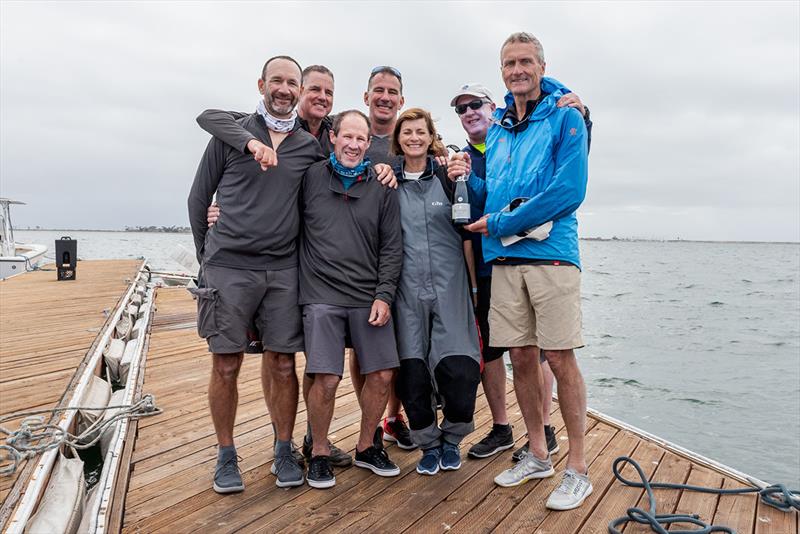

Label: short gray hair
[500,32,545,64]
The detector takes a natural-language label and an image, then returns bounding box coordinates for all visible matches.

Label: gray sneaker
[271,440,304,488]
[213,447,244,494]
[546,468,593,510]
[494,450,555,487]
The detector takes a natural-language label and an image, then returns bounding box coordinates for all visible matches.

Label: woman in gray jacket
[390,108,481,475]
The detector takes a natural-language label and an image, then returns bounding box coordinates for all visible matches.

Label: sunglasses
[370,65,402,80]
[455,99,488,115]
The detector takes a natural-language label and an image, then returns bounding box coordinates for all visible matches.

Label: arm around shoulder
[196,109,255,154]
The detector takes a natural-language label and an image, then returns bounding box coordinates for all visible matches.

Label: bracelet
[471,287,478,294]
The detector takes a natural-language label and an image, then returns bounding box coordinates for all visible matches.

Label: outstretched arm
[196,109,254,154]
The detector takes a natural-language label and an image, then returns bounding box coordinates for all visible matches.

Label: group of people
[188,31,593,511]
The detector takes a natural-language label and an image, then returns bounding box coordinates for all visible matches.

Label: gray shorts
[303,304,399,376]
[191,263,303,354]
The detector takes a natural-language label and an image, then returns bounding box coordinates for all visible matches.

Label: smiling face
[396,117,432,159]
[455,95,496,143]
[299,71,334,121]
[501,41,546,101]
[363,72,404,127]
[330,113,371,168]
[258,58,301,118]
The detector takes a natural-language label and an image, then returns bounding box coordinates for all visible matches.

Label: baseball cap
[450,83,493,106]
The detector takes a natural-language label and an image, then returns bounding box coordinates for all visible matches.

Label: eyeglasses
[455,99,488,115]
[370,65,402,81]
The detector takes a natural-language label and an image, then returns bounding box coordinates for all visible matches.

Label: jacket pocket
[188,287,218,338]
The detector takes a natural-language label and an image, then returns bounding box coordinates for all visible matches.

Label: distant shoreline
[15,228,799,245]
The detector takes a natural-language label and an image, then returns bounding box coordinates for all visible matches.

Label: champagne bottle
[452,175,471,224]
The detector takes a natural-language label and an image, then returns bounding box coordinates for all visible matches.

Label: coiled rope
[0,394,162,476]
[608,456,800,534]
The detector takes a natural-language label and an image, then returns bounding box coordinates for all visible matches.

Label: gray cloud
[1,1,798,241]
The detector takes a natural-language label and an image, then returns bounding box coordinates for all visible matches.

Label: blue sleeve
[487,109,588,238]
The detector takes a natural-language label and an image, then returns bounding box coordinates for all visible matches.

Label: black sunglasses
[455,99,488,115]
[370,65,402,80]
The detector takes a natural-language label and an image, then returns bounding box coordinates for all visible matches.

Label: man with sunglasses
[449,32,592,511]
[451,84,591,464]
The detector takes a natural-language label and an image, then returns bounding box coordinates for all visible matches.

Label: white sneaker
[494,451,554,487]
[546,468,593,510]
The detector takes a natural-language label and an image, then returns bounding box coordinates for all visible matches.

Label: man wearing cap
[448,32,593,511]
[450,83,591,463]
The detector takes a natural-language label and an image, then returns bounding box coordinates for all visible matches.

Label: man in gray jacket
[301,110,403,488]
[188,55,323,491]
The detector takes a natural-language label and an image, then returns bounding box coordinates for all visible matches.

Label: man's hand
[374,164,398,189]
[446,152,471,182]
[368,299,391,327]
[464,214,490,236]
[246,139,278,170]
[207,202,221,228]
[556,93,586,118]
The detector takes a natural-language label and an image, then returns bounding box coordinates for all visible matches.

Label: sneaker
[468,424,514,459]
[546,468,593,510]
[416,447,442,475]
[291,440,306,468]
[302,434,353,468]
[354,430,400,477]
[306,456,336,489]
[440,442,462,471]
[213,448,244,494]
[382,415,417,450]
[271,440,304,488]
[512,426,559,462]
[494,450,554,487]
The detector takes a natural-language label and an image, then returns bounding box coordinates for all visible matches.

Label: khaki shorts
[489,264,584,350]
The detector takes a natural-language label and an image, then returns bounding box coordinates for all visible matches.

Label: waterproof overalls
[393,156,482,450]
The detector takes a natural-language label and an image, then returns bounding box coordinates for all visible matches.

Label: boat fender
[25,451,86,534]
[76,375,111,444]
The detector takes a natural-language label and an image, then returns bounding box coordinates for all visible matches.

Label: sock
[218,444,236,460]
[386,416,397,423]
[493,423,511,433]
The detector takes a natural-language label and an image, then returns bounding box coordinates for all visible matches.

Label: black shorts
[477,276,507,362]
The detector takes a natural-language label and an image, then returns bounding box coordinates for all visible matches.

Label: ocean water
[15,231,800,486]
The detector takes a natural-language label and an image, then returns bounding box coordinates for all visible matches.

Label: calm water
[15,231,800,486]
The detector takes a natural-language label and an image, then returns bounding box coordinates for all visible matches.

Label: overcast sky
[1,1,798,241]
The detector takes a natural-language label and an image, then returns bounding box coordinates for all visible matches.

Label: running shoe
[306,456,336,489]
[468,424,514,459]
[271,440,304,488]
[546,468,593,510]
[213,448,244,494]
[440,442,462,470]
[416,447,442,475]
[494,450,554,487]
[382,414,417,450]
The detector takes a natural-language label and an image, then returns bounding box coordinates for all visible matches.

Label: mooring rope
[0,394,162,477]
[608,456,800,534]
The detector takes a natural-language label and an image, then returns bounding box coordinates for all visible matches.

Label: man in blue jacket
[450,32,591,511]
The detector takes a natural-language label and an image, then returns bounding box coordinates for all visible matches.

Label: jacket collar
[396,155,438,182]
[326,160,373,198]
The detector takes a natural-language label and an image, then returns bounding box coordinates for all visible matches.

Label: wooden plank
[712,477,758,533]
[754,495,799,534]
[668,465,723,531]
[624,451,692,533]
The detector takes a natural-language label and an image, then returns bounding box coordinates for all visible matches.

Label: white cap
[450,82,493,106]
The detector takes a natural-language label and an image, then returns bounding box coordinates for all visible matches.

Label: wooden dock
[117,288,798,534]
[0,260,142,519]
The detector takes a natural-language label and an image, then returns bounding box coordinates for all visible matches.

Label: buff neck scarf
[330,153,370,190]
[256,99,297,133]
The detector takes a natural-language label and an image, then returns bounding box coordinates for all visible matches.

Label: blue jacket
[468,77,588,269]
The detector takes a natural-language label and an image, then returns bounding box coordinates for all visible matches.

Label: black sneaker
[302,434,353,467]
[512,426,559,462]
[382,415,417,450]
[354,444,400,477]
[306,455,335,489]
[468,424,514,459]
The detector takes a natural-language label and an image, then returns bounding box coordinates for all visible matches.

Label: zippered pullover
[299,160,402,307]
[188,113,324,270]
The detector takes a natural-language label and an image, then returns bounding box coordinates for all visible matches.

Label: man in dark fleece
[188,55,323,491]
[300,110,403,489]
